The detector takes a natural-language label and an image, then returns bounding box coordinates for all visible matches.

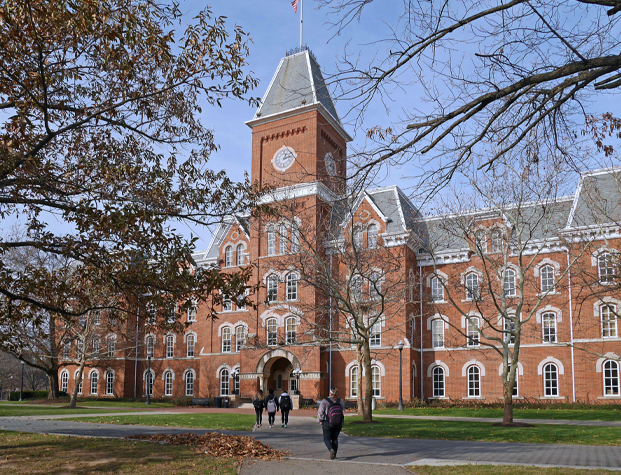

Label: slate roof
[568,168,621,228]
[249,49,350,140]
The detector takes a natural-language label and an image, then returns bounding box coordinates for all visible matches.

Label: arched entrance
[256,349,300,397]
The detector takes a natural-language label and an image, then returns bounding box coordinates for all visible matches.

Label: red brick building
[59,49,621,405]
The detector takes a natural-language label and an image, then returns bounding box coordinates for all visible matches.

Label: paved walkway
[1,411,620,472]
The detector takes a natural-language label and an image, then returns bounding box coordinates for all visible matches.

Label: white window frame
[601,304,618,338]
[106,371,114,395]
[503,268,516,297]
[164,371,173,396]
[467,365,480,397]
[225,245,233,267]
[286,317,297,344]
[187,333,195,357]
[145,371,154,396]
[353,227,364,250]
[598,252,616,284]
[291,221,300,253]
[491,230,503,253]
[475,230,487,253]
[540,265,555,293]
[433,366,445,397]
[185,371,195,396]
[222,298,232,312]
[467,317,480,347]
[432,319,444,348]
[369,272,381,300]
[146,335,155,357]
[504,317,516,345]
[267,275,278,302]
[267,225,276,256]
[236,325,246,352]
[91,336,100,357]
[222,327,232,353]
[90,371,98,395]
[367,224,378,249]
[350,366,358,397]
[267,318,277,346]
[542,312,557,343]
[369,319,381,347]
[431,276,444,302]
[279,223,288,254]
[465,272,479,300]
[351,275,363,301]
[603,360,620,396]
[187,302,197,322]
[543,363,558,397]
[236,243,245,266]
[61,371,69,393]
[166,335,174,358]
[286,273,297,301]
[107,334,116,357]
[220,369,229,396]
[371,365,381,397]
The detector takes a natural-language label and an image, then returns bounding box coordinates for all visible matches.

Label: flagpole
[300,0,303,49]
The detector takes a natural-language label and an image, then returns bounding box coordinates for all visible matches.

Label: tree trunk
[362,339,373,422]
[355,343,364,417]
[47,371,59,399]
[503,380,514,424]
[69,362,86,408]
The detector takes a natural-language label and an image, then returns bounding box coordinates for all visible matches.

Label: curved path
[0,411,619,473]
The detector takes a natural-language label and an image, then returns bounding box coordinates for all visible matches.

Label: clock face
[272,146,296,172]
[325,152,337,176]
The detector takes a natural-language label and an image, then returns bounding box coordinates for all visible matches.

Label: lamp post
[19,361,25,402]
[145,355,152,406]
[397,340,404,411]
[292,368,302,394]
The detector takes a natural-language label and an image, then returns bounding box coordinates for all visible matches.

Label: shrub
[8,391,67,401]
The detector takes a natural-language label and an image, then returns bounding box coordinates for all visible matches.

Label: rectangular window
[236,326,246,352]
[166,336,174,358]
[432,319,444,348]
[187,334,195,357]
[467,318,479,347]
[267,319,277,346]
[542,313,557,343]
[431,277,444,302]
[286,318,297,344]
[187,303,197,322]
[369,320,381,347]
[90,373,98,395]
[602,305,618,338]
[222,299,232,312]
[107,335,116,357]
[222,328,231,353]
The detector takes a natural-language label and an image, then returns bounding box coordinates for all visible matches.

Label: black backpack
[253,397,263,410]
[280,395,291,411]
[327,398,344,428]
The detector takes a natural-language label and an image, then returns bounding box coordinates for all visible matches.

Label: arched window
[432,366,445,397]
[598,252,616,283]
[367,224,378,249]
[467,366,480,397]
[185,371,194,396]
[145,371,154,396]
[369,272,381,299]
[77,376,83,395]
[222,327,231,353]
[187,301,197,322]
[147,304,156,325]
[465,273,479,300]
[279,223,288,254]
[604,360,620,396]
[371,366,381,397]
[166,335,174,358]
[107,334,116,357]
[267,275,278,302]
[187,334,195,357]
[491,230,503,253]
[91,336,100,357]
[286,273,297,301]
[266,318,277,346]
[224,245,233,267]
[601,305,618,338]
[431,276,444,302]
[351,275,363,301]
[475,230,487,253]
[164,371,173,396]
[236,244,245,266]
[236,326,246,352]
[106,371,114,395]
[369,318,381,347]
[267,225,276,256]
[543,363,558,397]
[540,265,555,293]
[146,335,155,357]
[220,369,229,395]
[61,371,69,393]
[432,319,444,348]
[503,268,516,297]
[286,317,297,344]
[542,312,557,343]
[467,317,480,347]
[90,371,98,395]
[291,221,300,253]
[353,227,364,250]
[350,366,358,397]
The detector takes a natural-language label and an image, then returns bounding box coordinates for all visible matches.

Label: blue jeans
[321,421,341,455]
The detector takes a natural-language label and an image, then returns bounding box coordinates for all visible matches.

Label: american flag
[292,0,300,13]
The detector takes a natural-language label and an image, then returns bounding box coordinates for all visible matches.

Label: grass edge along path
[60,412,257,431]
[0,430,238,475]
[408,465,620,475]
[344,417,621,446]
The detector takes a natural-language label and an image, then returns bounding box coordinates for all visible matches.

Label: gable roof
[567,167,621,228]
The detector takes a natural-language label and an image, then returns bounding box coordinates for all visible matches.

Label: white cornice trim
[258,181,341,205]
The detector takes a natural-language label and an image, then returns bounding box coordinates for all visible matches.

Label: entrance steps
[238,403,255,409]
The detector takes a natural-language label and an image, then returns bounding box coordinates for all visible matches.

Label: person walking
[252,390,265,428]
[317,387,345,460]
[265,388,278,428]
[278,390,292,427]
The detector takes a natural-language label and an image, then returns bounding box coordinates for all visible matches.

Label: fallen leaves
[126,432,288,461]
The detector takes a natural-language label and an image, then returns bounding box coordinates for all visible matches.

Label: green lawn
[0,406,146,417]
[0,431,237,475]
[344,417,621,445]
[376,406,621,421]
[61,413,256,431]
[410,465,618,475]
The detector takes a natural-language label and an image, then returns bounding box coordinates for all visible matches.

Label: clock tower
[245,48,352,195]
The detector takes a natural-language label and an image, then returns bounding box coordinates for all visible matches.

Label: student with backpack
[317,387,345,460]
[278,390,292,427]
[252,390,265,428]
[265,388,278,428]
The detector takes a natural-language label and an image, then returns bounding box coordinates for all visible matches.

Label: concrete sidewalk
[1,414,620,471]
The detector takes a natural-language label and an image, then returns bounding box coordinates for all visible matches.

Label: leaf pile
[127,432,288,460]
